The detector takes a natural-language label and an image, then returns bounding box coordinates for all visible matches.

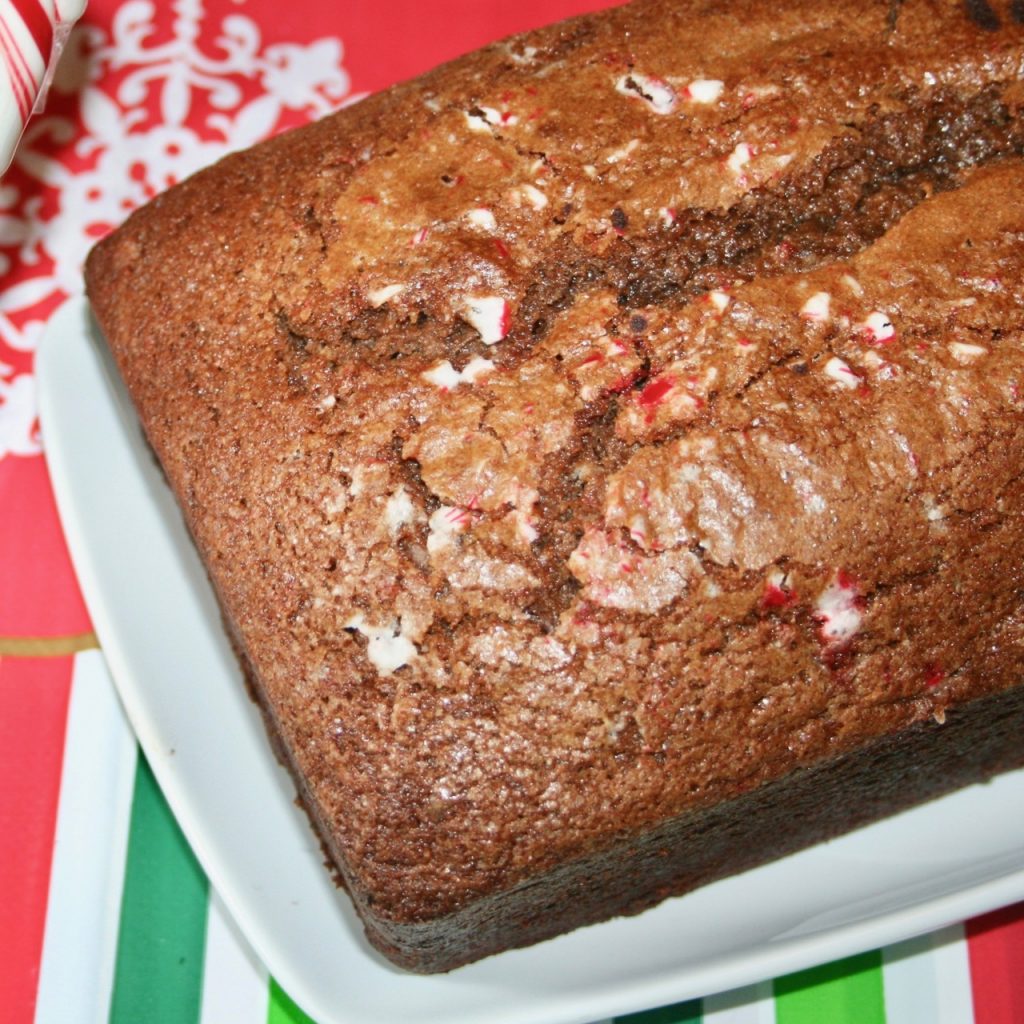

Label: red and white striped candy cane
[0,0,86,172]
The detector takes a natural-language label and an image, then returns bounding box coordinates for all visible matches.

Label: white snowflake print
[0,0,357,461]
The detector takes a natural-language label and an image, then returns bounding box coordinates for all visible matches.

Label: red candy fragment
[638,374,675,408]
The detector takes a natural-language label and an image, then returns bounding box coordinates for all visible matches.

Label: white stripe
[703,979,776,1024]
[34,650,138,1024]
[0,0,47,79]
[930,924,974,1024]
[199,889,270,1024]
[882,923,973,1024]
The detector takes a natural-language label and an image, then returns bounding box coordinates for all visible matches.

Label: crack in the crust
[964,0,1002,31]
[278,88,1021,375]
[885,0,906,35]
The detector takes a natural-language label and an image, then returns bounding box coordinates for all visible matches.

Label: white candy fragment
[800,291,831,323]
[500,485,540,545]
[368,284,404,307]
[606,138,641,164]
[860,311,895,344]
[726,142,753,177]
[427,505,472,554]
[422,361,462,390]
[823,356,861,389]
[466,207,497,230]
[464,296,511,344]
[924,496,947,523]
[421,357,495,390]
[615,72,677,114]
[517,183,548,210]
[841,273,864,296]
[659,206,677,227]
[465,107,501,132]
[506,44,538,64]
[519,517,539,544]
[385,485,415,533]
[460,356,496,383]
[708,289,731,313]
[344,613,418,675]
[684,78,724,103]
[814,573,863,646]
[948,341,988,363]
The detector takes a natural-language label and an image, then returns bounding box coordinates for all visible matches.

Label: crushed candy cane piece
[368,283,405,307]
[615,72,677,114]
[824,356,861,389]
[465,296,511,344]
[465,107,503,132]
[841,273,864,296]
[460,356,496,383]
[948,341,988,363]
[800,291,831,323]
[422,357,495,390]
[506,44,538,64]
[860,311,895,344]
[517,183,548,209]
[385,486,415,533]
[422,361,462,390]
[466,207,497,230]
[427,505,472,554]
[726,142,753,176]
[762,568,798,609]
[684,78,724,103]
[814,572,864,646]
[606,138,640,163]
[344,613,417,675]
[708,289,731,312]
[638,374,676,408]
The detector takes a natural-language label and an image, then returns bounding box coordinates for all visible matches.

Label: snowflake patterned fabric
[0,0,355,461]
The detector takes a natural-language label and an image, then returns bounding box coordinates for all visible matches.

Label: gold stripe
[0,632,100,658]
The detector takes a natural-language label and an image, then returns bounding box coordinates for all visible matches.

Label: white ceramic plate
[37,296,1024,1024]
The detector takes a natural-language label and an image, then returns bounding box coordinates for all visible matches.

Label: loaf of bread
[85,0,1024,972]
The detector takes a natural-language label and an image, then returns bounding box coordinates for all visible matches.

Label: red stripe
[11,0,54,64]
[0,456,92,637]
[966,903,1024,1024]
[0,656,73,1024]
[0,18,33,121]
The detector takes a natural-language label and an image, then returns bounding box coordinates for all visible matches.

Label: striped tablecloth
[2,2,1023,1022]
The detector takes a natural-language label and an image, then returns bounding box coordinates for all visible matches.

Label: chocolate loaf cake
[85,0,1024,972]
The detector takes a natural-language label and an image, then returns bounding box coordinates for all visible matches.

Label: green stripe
[615,998,702,1023]
[268,978,318,1024]
[774,950,886,1024]
[109,752,209,1024]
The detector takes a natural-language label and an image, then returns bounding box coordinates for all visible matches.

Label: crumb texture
[86,0,1024,973]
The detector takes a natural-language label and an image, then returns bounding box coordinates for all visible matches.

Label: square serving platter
[37,295,1024,1024]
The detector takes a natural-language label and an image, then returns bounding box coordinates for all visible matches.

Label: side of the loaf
[86,0,1024,972]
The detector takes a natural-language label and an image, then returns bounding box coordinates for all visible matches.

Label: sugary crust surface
[87,0,1024,972]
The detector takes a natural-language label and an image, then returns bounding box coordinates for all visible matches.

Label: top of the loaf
[86,0,1024,923]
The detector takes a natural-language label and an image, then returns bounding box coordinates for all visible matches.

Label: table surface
[2,2,1023,1023]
